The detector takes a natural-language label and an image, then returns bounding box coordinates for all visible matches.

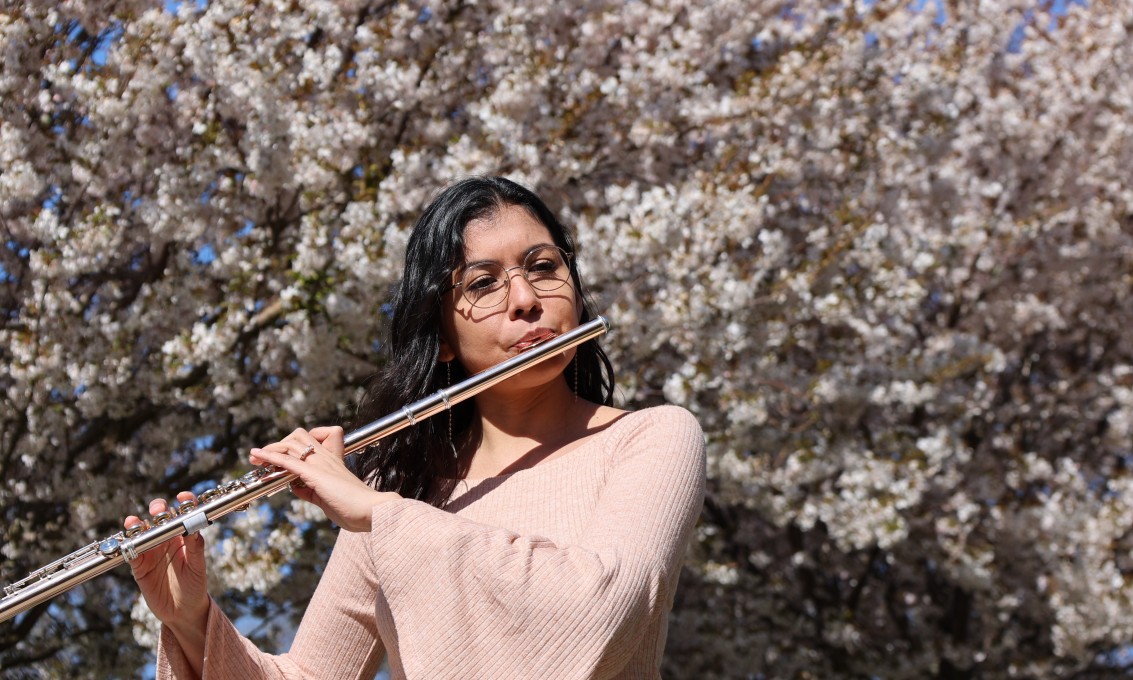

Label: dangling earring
[573,355,579,403]
[446,361,458,459]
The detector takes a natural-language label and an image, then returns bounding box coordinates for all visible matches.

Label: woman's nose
[507,271,542,317]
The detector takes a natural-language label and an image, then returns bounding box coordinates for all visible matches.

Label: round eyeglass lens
[459,246,571,309]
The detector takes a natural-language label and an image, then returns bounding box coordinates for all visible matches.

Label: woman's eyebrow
[460,243,556,269]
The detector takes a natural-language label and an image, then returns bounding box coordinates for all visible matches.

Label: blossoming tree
[2,0,1131,677]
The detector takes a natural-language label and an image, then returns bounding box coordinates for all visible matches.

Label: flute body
[0,316,610,624]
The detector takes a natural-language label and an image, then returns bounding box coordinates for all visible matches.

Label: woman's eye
[528,259,558,274]
[466,274,500,292]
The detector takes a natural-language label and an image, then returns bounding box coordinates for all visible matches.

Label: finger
[250,441,297,466]
[124,505,159,573]
[128,531,181,575]
[309,426,344,450]
[285,427,315,445]
[250,445,306,472]
[250,446,275,468]
[288,480,330,519]
[289,479,317,503]
[170,492,206,555]
[252,436,314,458]
[251,444,292,462]
[279,438,323,461]
[179,527,207,557]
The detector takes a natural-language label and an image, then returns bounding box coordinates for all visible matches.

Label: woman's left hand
[250,426,399,532]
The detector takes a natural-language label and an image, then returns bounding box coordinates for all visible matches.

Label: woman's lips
[512,330,557,351]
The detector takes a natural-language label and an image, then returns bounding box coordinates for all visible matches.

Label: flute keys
[198,488,220,504]
[124,521,148,538]
[98,537,121,557]
[175,499,197,514]
[151,511,173,526]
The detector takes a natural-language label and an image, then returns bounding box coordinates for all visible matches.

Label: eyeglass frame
[442,244,576,309]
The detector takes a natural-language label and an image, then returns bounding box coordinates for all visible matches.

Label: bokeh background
[2,0,1132,677]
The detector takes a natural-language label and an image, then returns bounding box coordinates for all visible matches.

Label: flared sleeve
[156,527,385,679]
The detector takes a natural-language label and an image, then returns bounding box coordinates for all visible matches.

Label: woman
[128,176,706,679]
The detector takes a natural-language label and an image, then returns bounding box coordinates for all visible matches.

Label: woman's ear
[439,335,455,362]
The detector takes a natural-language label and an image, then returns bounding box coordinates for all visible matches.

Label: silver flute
[0,316,610,624]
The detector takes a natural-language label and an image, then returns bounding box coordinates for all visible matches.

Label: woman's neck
[462,382,595,479]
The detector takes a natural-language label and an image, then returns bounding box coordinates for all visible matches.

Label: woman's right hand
[125,492,210,631]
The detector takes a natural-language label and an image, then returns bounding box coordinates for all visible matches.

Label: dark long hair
[350,176,615,506]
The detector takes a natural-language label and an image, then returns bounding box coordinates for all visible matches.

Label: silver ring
[300,444,315,461]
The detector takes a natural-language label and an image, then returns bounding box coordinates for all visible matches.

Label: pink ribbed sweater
[157,405,706,679]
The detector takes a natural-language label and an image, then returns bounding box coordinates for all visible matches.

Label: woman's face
[438,203,582,387]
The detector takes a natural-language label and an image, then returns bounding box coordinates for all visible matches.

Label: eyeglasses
[448,245,574,309]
